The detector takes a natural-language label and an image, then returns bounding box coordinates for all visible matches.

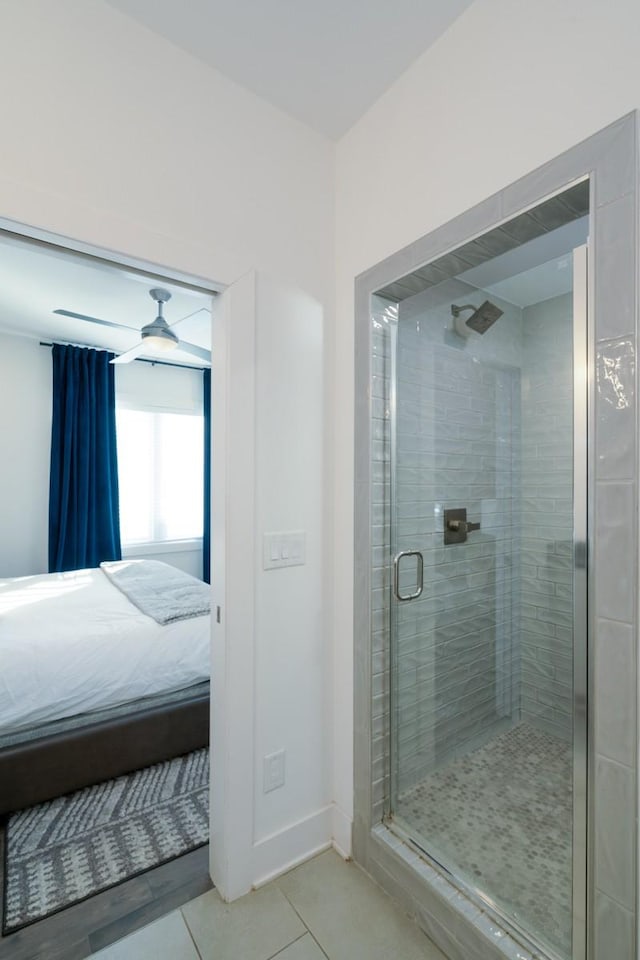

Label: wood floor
[0,828,212,960]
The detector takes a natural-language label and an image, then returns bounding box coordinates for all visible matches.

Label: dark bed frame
[0,688,209,816]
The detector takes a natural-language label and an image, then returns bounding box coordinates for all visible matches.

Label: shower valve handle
[447,519,480,534]
[444,508,480,545]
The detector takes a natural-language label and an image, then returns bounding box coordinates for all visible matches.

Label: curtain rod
[39,341,208,373]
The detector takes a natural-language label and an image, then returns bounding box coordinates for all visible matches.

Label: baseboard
[252,805,333,887]
[331,803,353,859]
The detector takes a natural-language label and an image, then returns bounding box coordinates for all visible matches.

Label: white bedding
[0,566,210,735]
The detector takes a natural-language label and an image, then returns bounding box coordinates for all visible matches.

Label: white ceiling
[0,234,212,365]
[105,0,475,139]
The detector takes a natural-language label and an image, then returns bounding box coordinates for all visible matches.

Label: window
[116,408,204,546]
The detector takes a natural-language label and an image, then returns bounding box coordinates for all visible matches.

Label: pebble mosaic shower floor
[397,723,572,958]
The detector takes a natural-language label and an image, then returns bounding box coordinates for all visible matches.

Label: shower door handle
[393,550,424,602]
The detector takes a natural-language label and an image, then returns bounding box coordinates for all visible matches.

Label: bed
[0,562,210,815]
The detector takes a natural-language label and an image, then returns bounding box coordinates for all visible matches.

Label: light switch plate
[263,531,306,569]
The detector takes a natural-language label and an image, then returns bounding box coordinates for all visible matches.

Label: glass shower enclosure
[370,186,589,960]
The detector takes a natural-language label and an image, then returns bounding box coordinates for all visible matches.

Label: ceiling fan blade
[53,309,139,332]
[110,341,151,365]
[178,341,211,363]
[168,306,211,331]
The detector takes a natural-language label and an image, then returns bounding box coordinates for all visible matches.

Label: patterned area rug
[397,724,572,958]
[3,748,209,934]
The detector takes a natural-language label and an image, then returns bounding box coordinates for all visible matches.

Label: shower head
[451,300,504,338]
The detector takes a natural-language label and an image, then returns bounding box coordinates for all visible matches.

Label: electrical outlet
[263,750,285,793]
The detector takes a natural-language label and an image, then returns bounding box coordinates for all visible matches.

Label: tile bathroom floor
[397,722,572,958]
[91,849,447,960]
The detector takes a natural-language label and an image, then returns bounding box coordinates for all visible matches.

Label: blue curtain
[203,368,211,583]
[49,344,122,573]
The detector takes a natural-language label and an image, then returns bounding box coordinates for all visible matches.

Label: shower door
[387,250,587,960]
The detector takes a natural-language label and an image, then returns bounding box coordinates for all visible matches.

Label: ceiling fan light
[142,333,178,351]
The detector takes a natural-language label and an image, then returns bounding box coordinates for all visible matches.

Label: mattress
[0,680,210,750]
[0,566,210,736]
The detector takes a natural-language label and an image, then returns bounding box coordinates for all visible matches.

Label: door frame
[353,112,638,960]
[0,211,225,876]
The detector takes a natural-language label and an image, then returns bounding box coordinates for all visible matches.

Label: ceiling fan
[53,287,211,365]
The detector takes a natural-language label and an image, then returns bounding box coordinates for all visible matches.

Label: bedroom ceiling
[0,233,212,366]
[104,0,476,139]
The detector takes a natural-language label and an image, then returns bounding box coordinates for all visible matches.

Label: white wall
[0,331,51,577]
[210,272,327,898]
[0,1,334,302]
[123,543,203,579]
[253,274,326,844]
[333,0,640,844]
[0,0,334,885]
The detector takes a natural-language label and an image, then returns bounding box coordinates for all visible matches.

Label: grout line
[180,908,204,960]
[304,929,331,959]
[276,885,331,960]
[594,884,636,916]
[266,932,312,959]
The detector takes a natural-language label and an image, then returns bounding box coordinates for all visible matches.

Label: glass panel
[388,243,580,958]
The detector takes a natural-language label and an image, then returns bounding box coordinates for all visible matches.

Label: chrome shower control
[444,508,480,545]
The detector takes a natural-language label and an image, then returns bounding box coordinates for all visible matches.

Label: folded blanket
[100,559,210,625]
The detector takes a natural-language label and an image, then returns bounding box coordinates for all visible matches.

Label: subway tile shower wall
[371,299,393,823]
[394,289,521,794]
[520,294,573,740]
[370,286,575,821]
